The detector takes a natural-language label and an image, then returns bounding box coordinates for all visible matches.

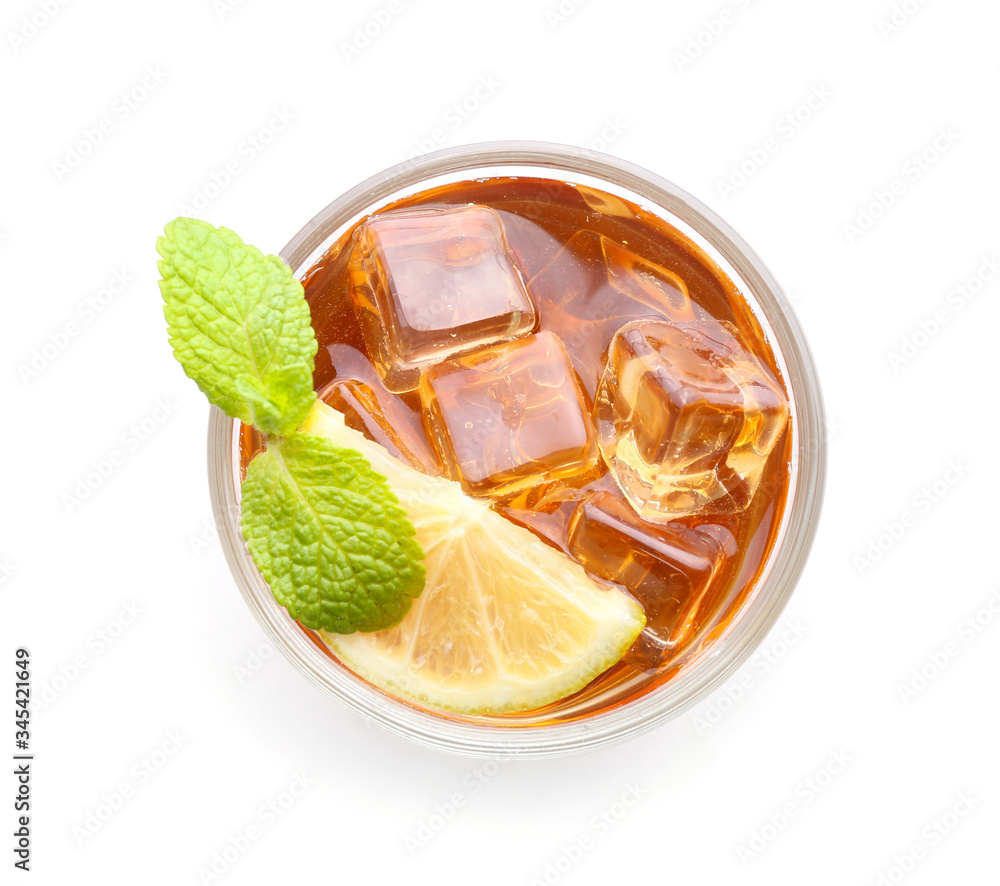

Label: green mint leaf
[157,217,317,436]
[240,431,426,633]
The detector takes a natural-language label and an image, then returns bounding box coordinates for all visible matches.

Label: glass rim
[208,140,827,758]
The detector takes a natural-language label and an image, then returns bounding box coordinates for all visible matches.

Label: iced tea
[239,175,792,723]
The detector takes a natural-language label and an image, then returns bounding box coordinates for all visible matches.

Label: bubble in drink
[349,205,537,392]
[568,491,731,665]
[596,318,788,520]
[419,331,600,498]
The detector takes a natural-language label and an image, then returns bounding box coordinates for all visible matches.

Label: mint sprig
[158,217,425,633]
[157,218,317,436]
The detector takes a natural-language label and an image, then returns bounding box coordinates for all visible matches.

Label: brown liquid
[240,177,792,725]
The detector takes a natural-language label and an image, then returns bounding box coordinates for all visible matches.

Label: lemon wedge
[301,400,645,715]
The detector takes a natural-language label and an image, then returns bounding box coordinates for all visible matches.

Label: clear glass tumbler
[207,141,826,758]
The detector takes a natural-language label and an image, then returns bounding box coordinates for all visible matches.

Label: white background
[2,0,998,883]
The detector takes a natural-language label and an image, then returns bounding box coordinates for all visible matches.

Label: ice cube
[567,492,731,666]
[596,319,788,520]
[320,378,441,474]
[349,205,537,392]
[526,231,699,397]
[492,471,618,552]
[491,499,579,554]
[419,331,600,498]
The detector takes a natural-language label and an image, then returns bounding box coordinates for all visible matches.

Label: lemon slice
[301,401,645,715]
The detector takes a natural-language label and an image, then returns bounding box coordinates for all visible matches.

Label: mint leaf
[157,217,317,435]
[240,431,426,633]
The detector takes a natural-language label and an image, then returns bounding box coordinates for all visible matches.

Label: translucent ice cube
[568,492,731,666]
[526,231,700,397]
[596,319,788,520]
[492,499,580,554]
[349,205,537,392]
[321,378,441,474]
[492,472,616,552]
[419,331,600,498]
